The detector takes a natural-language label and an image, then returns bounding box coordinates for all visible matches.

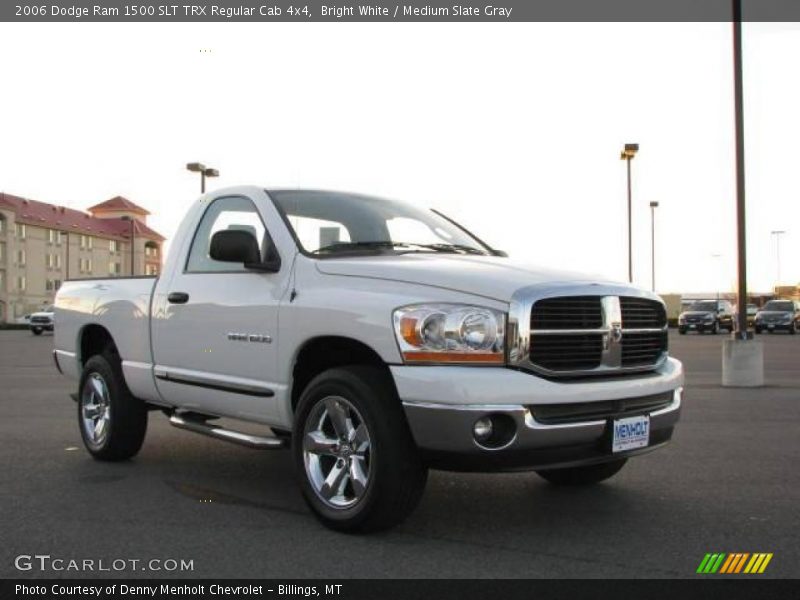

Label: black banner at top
[4,0,800,22]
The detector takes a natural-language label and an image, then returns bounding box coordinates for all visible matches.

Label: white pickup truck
[54,187,683,532]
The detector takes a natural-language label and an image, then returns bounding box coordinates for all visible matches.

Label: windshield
[688,301,717,312]
[270,190,490,256]
[763,301,793,311]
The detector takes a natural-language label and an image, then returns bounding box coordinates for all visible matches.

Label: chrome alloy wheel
[303,396,371,509]
[81,372,112,448]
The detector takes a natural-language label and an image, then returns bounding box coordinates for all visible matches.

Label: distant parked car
[678,299,735,334]
[754,300,800,334]
[15,314,31,325]
[29,305,54,335]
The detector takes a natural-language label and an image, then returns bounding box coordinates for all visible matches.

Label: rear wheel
[536,458,627,486]
[678,327,687,335]
[78,352,148,461]
[292,366,427,532]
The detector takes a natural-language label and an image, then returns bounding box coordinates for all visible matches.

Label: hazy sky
[1,22,798,293]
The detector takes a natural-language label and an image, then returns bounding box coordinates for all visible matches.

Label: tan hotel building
[0,193,164,322]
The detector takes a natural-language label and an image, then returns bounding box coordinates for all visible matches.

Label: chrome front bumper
[403,389,681,471]
[392,360,684,472]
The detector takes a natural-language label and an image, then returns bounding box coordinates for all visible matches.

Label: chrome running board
[169,414,287,449]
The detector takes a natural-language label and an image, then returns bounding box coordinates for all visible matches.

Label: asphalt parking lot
[1,329,798,579]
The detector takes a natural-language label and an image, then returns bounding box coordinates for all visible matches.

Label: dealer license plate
[612,415,650,453]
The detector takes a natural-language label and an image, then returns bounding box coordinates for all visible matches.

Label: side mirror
[492,249,509,257]
[209,230,281,272]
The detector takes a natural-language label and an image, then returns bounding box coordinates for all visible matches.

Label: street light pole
[620,143,639,283]
[186,162,219,194]
[649,201,659,292]
[770,230,786,287]
[732,0,749,339]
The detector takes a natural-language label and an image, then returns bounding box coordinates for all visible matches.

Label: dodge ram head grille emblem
[600,296,623,367]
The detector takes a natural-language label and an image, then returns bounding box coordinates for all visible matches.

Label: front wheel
[31,327,43,336]
[790,323,797,335]
[536,458,628,486]
[78,353,148,461]
[292,366,427,532]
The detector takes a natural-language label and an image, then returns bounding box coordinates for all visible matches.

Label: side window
[186,196,270,273]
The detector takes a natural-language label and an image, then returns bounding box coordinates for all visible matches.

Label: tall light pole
[186,162,219,194]
[649,201,659,292]
[722,0,763,389]
[770,230,786,288]
[620,143,639,283]
[732,0,749,339]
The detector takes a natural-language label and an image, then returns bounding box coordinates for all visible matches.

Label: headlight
[393,304,505,364]
[704,314,714,321]
[782,314,792,322]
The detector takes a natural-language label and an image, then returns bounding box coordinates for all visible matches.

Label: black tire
[31,327,43,336]
[790,323,797,335]
[292,366,427,533]
[709,322,719,335]
[755,327,761,334]
[678,328,686,335]
[78,352,147,461]
[536,458,628,486]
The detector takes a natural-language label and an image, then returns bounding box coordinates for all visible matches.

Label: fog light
[473,417,493,442]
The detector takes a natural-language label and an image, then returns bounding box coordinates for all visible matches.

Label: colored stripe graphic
[701,553,773,575]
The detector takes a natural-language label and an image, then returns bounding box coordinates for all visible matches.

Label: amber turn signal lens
[402,351,504,364]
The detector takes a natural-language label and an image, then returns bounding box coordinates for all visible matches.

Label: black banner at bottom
[1,579,797,600]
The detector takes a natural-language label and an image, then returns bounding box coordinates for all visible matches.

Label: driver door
[151,194,289,424]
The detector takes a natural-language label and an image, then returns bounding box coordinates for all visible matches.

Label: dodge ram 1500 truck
[54,187,683,532]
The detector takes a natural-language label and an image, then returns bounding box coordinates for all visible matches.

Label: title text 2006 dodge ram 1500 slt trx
[54,187,683,532]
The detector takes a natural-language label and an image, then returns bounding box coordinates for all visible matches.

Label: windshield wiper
[313,241,487,256]
[313,241,411,254]
[408,243,486,255]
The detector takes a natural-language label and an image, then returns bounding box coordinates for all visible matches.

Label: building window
[56,254,62,269]
[0,242,4,262]
[110,239,121,253]
[16,249,26,266]
[145,264,159,276]
[80,235,93,250]
[54,279,61,291]
[109,262,122,275]
[0,218,5,234]
[145,243,159,258]
[47,229,62,244]
[16,276,26,291]
[15,223,26,239]
[0,271,4,291]
[79,258,93,273]
[46,279,54,291]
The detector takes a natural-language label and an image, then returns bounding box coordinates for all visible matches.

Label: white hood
[315,254,622,302]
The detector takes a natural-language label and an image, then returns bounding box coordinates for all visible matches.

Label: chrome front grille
[508,286,668,378]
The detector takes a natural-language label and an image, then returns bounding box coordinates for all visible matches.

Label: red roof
[87,196,150,215]
[0,192,164,242]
